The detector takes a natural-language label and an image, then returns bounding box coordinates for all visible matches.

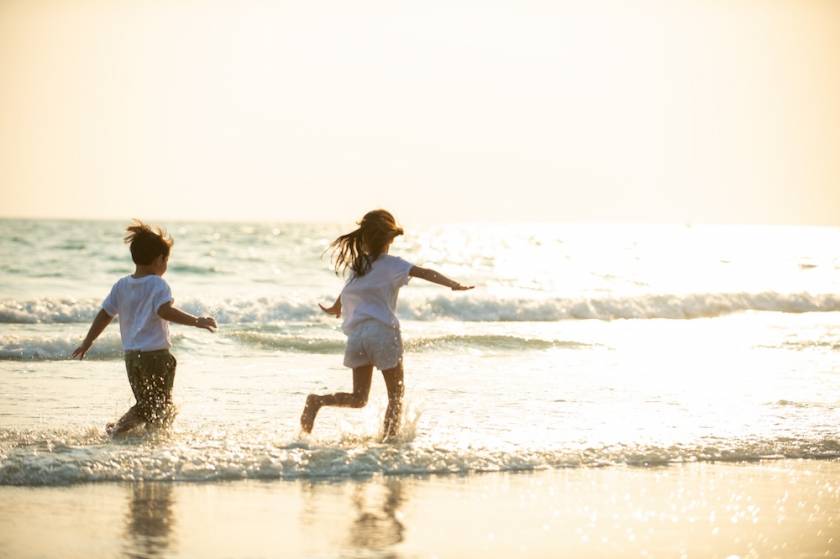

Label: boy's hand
[451,283,474,291]
[71,309,113,360]
[71,341,92,360]
[196,316,217,332]
[319,302,341,318]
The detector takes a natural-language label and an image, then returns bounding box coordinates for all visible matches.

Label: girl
[300,209,473,440]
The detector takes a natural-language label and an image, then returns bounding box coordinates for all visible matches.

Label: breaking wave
[0,334,124,361]
[230,333,592,354]
[2,291,839,325]
[0,332,589,361]
[0,333,185,361]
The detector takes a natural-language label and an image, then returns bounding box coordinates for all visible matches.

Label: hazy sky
[1,0,839,224]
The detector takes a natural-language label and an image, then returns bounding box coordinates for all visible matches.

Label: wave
[3,291,840,324]
[779,340,840,351]
[771,399,839,409]
[0,334,184,361]
[0,334,124,361]
[229,333,592,354]
[229,332,345,353]
[169,263,228,274]
[0,298,317,324]
[399,292,840,321]
[0,298,104,324]
[406,334,590,351]
[0,331,345,361]
[2,428,838,486]
[0,331,587,361]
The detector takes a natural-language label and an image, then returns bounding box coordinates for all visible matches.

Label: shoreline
[2,459,838,558]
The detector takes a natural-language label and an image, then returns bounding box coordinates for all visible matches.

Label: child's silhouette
[300,209,473,440]
[72,220,217,436]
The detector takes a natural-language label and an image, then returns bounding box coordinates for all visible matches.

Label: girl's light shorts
[343,319,403,370]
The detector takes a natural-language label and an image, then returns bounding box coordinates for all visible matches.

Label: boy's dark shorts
[124,349,177,425]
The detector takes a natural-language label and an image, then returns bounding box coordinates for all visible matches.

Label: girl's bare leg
[300,365,374,433]
[381,363,404,441]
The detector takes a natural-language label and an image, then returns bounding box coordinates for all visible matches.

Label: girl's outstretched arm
[319,296,342,317]
[72,309,114,359]
[409,266,474,291]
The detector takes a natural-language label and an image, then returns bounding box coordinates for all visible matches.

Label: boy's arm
[157,302,217,332]
[319,295,342,318]
[72,309,114,360]
[409,266,474,291]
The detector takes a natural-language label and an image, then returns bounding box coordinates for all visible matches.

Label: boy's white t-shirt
[340,255,413,334]
[102,275,174,351]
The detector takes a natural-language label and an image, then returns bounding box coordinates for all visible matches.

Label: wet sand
[1,459,838,558]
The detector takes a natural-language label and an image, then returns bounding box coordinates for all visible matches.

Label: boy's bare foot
[106,422,134,439]
[147,403,178,431]
[300,394,320,433]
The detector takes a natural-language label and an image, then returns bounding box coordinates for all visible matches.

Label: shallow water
[1,219,839,485]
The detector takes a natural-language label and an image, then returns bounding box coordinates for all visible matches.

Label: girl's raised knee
[351,395,368,408]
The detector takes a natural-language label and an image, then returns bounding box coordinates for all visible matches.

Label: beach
[1,219,839,557]
[4,0,840,554]
[2,461,839,558]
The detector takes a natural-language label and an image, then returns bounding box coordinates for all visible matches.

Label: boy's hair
[124,219,174,265]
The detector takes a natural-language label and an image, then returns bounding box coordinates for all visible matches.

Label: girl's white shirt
[340,255,413,334]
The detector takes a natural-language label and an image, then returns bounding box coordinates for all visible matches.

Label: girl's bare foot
[300,394,320,433]
[105,422,116,436]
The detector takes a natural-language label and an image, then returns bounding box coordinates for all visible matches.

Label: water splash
[2,426,838,486]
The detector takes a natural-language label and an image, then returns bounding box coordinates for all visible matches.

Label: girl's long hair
[329,209,404,277]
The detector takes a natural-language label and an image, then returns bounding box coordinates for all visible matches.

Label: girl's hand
[451,283,474,291]
[319,302,341,318]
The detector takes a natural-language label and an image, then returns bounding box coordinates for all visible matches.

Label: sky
[1,0,839,224]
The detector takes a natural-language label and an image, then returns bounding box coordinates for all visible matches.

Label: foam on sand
[2,426,839,485]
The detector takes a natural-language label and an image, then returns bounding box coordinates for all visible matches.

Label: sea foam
[2,292,839,324]
[1,427,838,486]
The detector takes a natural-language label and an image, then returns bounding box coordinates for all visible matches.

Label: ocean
[1,219,839,558]
[1,219,839,483]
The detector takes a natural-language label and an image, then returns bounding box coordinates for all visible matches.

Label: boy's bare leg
[381,363,404,441]
[300,365,374,433]
[145,402,178,433]
[107,405,145,437]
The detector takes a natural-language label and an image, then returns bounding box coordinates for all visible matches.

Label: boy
[72,220,217,437]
